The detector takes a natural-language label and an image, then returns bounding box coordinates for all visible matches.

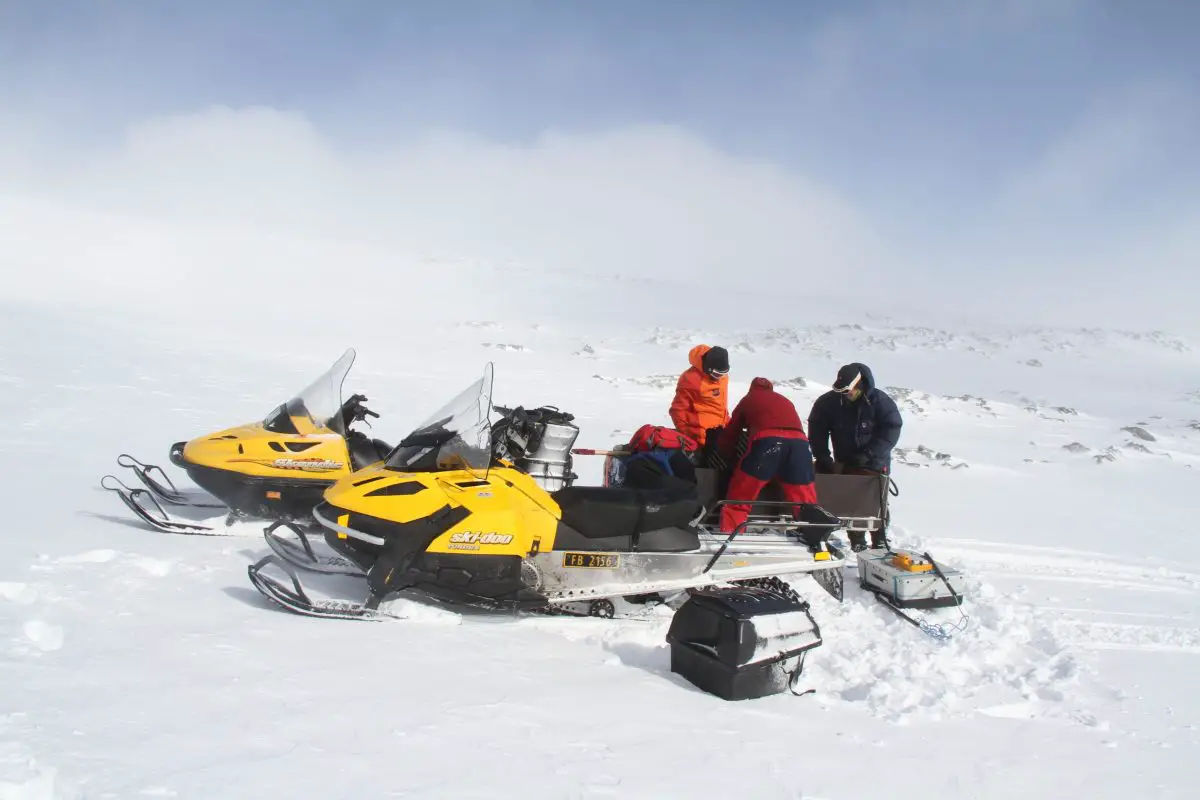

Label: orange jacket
[669,344,730,445]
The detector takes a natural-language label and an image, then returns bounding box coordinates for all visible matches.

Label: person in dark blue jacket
[807,363,902,476]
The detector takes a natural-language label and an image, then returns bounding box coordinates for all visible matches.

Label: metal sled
[688,468,892,537]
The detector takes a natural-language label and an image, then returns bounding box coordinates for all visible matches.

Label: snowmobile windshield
[383,363,494,476]
[262,348,357,437]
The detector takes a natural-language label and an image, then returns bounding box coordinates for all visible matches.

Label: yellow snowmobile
[102,348,393,535]
[246,363,849,619]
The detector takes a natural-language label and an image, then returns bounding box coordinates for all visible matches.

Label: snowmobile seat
[552,484,701,542]
[552,521,631,551]
[347,431,394,471]
[551,521,699,553]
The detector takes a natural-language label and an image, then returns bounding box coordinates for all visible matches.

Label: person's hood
[749,376,774,391]
[687,344,712,372]
[834,362,876,394]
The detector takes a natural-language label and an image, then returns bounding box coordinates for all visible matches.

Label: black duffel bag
[553,480,700,539]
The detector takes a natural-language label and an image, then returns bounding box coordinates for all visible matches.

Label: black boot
[870,530,890,550]
[848,531,867,552]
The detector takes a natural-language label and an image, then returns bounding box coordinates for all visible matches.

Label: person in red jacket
[668,344,730,451]
[715,377,818,533]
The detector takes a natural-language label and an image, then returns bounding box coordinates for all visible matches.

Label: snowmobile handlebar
[493,404,574,422]
[340,393,379,426]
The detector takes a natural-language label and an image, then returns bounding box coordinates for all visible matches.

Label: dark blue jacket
[807,363,902,473]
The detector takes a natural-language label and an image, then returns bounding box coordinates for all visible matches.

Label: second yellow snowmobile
[102,348,394,535]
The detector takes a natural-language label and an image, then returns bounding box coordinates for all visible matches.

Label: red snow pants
[720,429,818,533]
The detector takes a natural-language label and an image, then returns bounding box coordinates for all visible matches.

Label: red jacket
[669,344,730,445]
[718,377,807,455]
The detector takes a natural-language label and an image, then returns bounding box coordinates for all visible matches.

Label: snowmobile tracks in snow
[885,538,1200,651]
[1052,618,1200,654]
[931,538,1200,594]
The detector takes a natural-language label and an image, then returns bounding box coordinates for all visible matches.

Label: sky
[1,0,1198,333]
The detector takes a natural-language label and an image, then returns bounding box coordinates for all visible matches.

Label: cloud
[0,106,887,315]
[0,90,1195,338]
[869,79,1200,335]
[995,85,1190,219]
[999,112,1156,214]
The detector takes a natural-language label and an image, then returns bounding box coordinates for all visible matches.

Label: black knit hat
[702,346,729,376]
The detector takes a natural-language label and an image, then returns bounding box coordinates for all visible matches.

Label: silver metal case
[518,420,579,491]
[858,549,967,609]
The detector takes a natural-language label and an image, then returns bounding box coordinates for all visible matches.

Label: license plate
[562,552,620,569]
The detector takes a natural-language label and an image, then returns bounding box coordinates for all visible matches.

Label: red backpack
[627,424,699,454]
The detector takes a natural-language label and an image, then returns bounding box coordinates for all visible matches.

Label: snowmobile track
[1052,619,1200,655]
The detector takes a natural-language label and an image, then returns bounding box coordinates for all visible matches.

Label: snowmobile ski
[247,556,392,620]
[100,475,225,535]
[250,554,676,623]
[248,551,514,621]
[262,521,365,576]
[115,453,225,509]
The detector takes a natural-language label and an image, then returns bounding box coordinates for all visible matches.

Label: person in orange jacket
[669,344,730,452]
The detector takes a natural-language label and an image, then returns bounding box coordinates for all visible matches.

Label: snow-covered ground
[1,277,1198,798]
